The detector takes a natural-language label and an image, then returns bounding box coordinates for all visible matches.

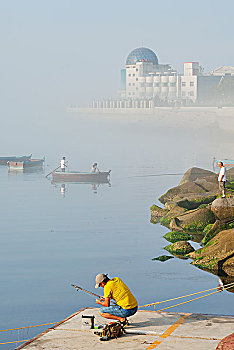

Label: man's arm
[96,297,110,307]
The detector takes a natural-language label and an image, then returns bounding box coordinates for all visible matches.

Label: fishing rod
[71,284,103,299]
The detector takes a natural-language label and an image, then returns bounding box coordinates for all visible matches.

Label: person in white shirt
[91,163,99,173]
[60,156,67,173]
[218,161,226,198]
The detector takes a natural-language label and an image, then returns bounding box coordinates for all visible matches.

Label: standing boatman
[60,156,67,173]
[95,273,138,325]
[218,161,226,198]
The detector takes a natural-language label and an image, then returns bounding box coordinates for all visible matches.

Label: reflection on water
[8,167,45,175]
[60,184,66,198]
[219,276,234,293]
[53,181,111,197]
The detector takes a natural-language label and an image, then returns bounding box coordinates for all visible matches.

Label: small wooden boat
[52,170,111,183]
[0,154,32,165]
[8,158,45,170]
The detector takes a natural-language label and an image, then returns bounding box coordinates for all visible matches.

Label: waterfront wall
[67,106,234,132]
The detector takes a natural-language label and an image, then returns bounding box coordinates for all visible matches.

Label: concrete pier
[17,308,234,349]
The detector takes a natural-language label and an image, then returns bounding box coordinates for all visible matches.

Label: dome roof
[126,47,158,65]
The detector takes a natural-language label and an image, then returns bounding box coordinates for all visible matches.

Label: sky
[1,0,234,112]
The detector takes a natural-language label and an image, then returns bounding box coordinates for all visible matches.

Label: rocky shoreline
[151,166,234,280]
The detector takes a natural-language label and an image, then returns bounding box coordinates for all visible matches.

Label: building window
[133,83,135,86]
[140,83,144,87]
[132,92,135,95]
[162,83,168,87]
[136,68,138,72]
[136,78,138,81]
[136,87,138,90]
[182,82,186,87]
[190,82,194,87]
[128,74,131,77]
[154,83,160,87]
[182,91,186,97]
[129,83,131,86]
[189,91,194,96]
[147,83,153,87]
[129,92,131,95]
[170,83,176,87]
[133,74,135,77]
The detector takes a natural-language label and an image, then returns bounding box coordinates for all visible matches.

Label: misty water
[1,112,234,348]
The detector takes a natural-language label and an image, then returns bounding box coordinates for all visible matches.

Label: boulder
[152,255,174,262]
[194,178,219,193]
[179,167,216,185]
[163,231,192,243]
[189,228,234,276]
[201,220,233,245]
[227,167,234,181]
[150,205,168,223]
[211,197,234,221]
[170,217,184,232]
[158,205,187,227]
[159,182,207,205]
[172,207,216,232]
[223,256,234,276]
[164,241,195,255]
[176,193,217,210]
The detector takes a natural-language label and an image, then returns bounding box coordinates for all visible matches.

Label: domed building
[126,47,159,66]
[121,47,178,100]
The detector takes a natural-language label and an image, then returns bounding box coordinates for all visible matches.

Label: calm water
[0,113,234,349]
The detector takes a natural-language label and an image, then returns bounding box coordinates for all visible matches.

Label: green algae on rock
[174,208,216,232]
[164,241,195,255]
[189,228,234,276]
[163,231,192,243]
[150,204,168,223]
[152,255,174,262]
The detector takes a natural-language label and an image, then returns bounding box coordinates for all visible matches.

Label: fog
[1,0,234,121]
[1,2,234,347]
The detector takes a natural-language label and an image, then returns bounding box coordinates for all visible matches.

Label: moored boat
[8,158,45,171]
[52,170,111,183]
[0,154,32,165]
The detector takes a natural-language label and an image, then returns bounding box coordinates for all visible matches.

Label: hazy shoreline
[68,107,234,132]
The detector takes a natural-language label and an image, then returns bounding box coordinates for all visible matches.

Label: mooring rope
[139,282,234,310]
[0,282,233,345]
[0,322,58,333]
[139,281,234,308]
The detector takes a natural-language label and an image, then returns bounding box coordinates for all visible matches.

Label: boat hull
[0,155,32,165]
[52,171,111,183]
[8,159,44,170]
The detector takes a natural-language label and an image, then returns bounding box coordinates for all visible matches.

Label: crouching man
[95,273,138,325]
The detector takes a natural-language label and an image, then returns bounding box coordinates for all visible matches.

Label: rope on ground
[140,282,234,310]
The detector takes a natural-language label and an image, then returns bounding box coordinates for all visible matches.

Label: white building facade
[121,48,203,104]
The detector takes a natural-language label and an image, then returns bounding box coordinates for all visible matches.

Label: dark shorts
[100,304,138,318]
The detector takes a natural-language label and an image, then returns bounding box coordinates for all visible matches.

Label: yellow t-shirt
[104,277,138,309]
